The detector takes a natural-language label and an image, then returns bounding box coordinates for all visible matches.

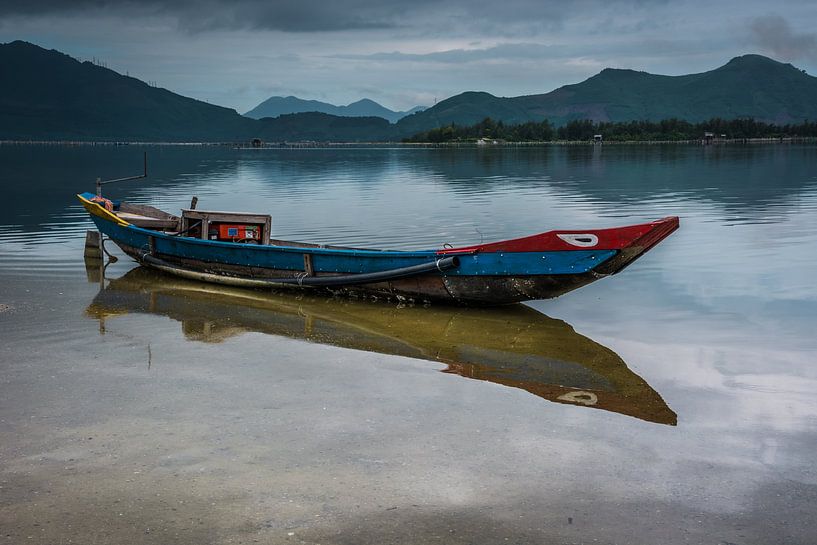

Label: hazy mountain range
[244,96,424,123]
[2,40,816,142]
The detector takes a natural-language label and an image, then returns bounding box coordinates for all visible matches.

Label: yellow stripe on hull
[76,194,130,227]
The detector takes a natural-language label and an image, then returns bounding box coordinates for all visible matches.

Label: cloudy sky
[1,0,815,113]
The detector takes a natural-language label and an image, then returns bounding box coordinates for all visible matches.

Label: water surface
[1,144,816,544]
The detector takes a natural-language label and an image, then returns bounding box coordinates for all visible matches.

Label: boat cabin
[180,209,272,244]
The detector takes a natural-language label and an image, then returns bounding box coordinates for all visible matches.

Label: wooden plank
[119,203,178,221]
[84,230,102,259]
[181,209,271,223]
[200,215,209,240]
[263,216,271,245]
[116,213,178,229]
[303,253,314,276]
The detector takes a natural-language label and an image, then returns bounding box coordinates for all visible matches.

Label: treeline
[404,117,817,143]
[404,118,556,143]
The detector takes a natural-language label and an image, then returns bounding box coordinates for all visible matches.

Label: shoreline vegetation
[403,117,817,144]
[2,117,816,148]
[3,137,816,147]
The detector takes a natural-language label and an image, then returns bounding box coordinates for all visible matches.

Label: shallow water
[1,144,816,544]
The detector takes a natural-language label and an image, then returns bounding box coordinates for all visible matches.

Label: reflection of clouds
[4,293,816,541]
[660,208,817,304]
[524,180,817,518]
[611,339,817,427]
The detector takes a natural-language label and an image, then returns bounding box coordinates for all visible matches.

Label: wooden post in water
[84,230,104,283]
[84,230,103,259]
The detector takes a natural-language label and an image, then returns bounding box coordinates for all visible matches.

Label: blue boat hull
[79,192,678,305]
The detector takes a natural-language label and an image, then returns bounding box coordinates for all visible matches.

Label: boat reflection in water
[85,267,676,425]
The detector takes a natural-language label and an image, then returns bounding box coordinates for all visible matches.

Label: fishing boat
[77,189,678,305]
[86,267,677,425]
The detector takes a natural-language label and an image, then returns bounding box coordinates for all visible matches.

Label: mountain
[396,91,532,136]
[396,55,817,133]
[244,96,424,123]
[0,40,256,141]
[0,41,396,142]
[3,41,815,142]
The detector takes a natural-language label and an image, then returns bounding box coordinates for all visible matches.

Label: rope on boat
[89,195,114,212]
[171,220,202,237]
[100,236,118,263]
[139,254,460,289]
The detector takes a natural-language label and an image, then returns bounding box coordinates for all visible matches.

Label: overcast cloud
[749,15,817,62]
[1,0,815,112]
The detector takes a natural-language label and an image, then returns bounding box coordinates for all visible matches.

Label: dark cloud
[0,1,154,19]
[0,0,427,32]
[0,0,654,34]
[178,1,410,32]
[749,15,817,61]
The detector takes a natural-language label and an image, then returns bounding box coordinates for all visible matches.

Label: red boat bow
[437,216,680,255]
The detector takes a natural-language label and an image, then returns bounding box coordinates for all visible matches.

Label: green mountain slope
[396,92,531,135]
[0,40,256,141]
[0,41,400,142]
[397,55,817,133]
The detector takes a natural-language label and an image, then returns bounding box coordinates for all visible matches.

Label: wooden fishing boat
[86,267,677,424]
[77,191,678,305]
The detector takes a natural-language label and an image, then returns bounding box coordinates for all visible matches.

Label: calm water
[1,144,816,544]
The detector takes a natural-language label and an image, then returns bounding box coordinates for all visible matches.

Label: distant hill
[397,55,817,134]
[0,40,256,141]
[396,92,532,136]
[245,96,425,123]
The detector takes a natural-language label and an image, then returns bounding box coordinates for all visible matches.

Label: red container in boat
[217,224,258,240]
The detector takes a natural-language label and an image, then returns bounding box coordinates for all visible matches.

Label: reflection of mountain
[408,145,817,219]
[86,267,676,425]
[7,144,815,235]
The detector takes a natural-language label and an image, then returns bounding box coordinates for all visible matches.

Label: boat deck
[116,212,178,229]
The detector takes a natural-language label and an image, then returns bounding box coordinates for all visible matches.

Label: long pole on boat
[96,152,148,196]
